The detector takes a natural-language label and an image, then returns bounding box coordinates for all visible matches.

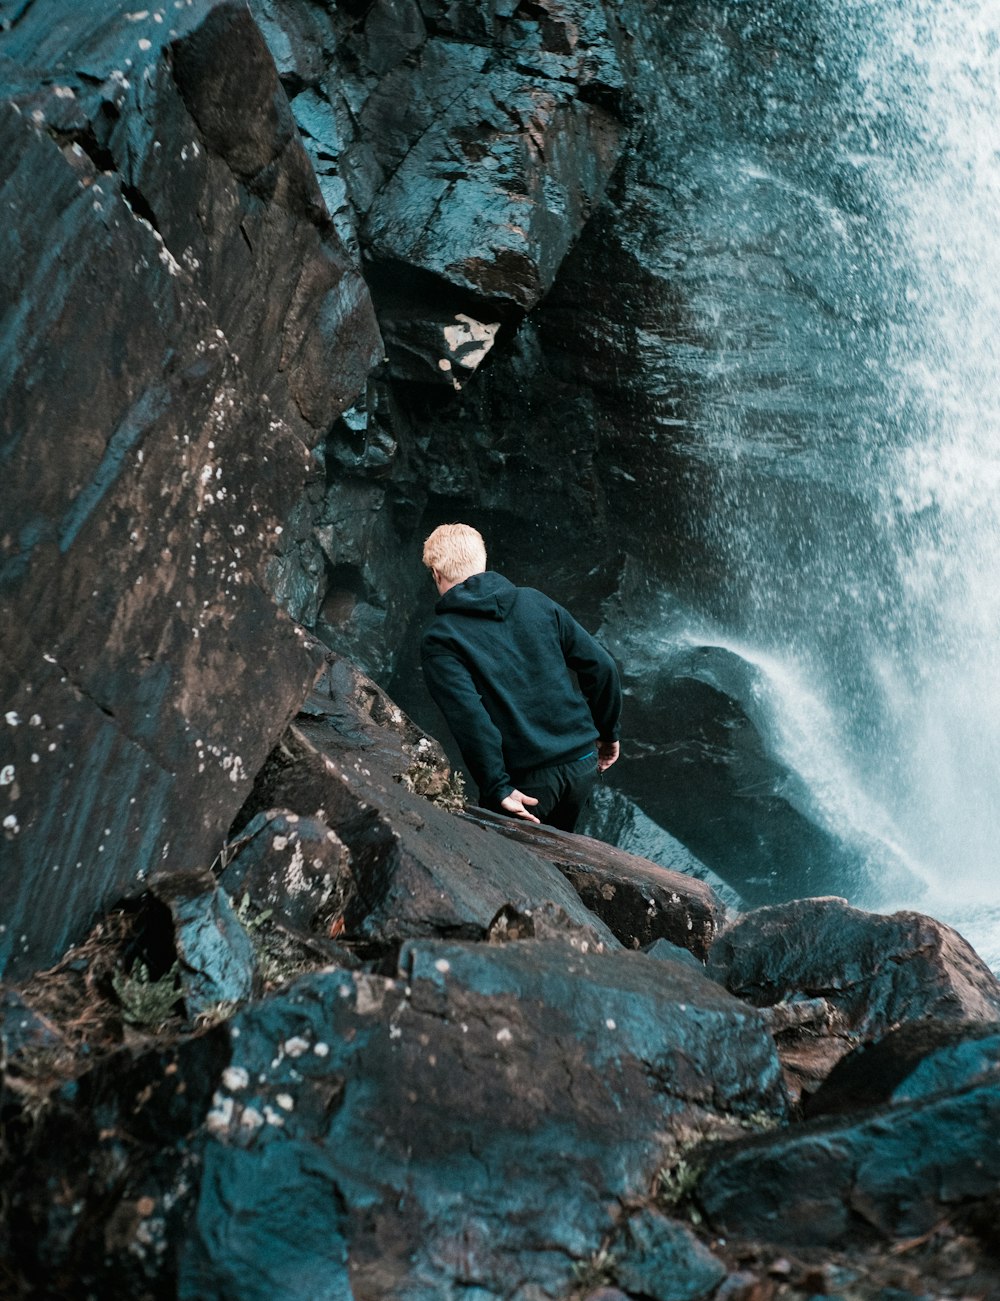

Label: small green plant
[657,1157,702,1209]
[111,960,181,1028]
[739,1109,781,1133]
[231,892,317,991]
[397,759,467,811]
[234,892,272,931]
[193,1001,240,1028]
[570,1246,616,1292]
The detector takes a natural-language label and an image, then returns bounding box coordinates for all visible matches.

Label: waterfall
[645,0,1000,959]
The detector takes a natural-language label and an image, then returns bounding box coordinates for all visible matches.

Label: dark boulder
[706,897,1000,1102]
[697,1079,1000,1251]
[805,1018,1000,1119]
[460,805,725,959]
[592,625,921,911]
[219,808,350,933]
[0,0,381,980]
[242,723,621,953]
[612,1208,726,1301]
[7,937,786,1297]
[149,870,257,1017]
[707,897,1000,1037]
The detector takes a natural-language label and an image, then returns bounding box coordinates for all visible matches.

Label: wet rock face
[235,0,643,682]
[0,1,380,977]
[255,0,631,366]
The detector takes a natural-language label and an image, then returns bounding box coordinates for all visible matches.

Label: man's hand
[501,789,541,824]
[597,739,620,772]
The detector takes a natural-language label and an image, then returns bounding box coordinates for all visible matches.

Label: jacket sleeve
[421,643,514,808]
[554,606,623,741]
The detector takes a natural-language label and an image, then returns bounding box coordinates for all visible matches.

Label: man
[420,523,622,831]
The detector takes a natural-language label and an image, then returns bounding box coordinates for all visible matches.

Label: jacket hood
[435,571,518,621]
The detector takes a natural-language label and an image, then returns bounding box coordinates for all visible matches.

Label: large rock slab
[243,723,620,952]
[0,1,381,978]
[7,939,786,1297]
[460,805,725,959]
[234,654,621,951]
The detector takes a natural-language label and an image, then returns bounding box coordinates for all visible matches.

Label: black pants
[511,752,599,832]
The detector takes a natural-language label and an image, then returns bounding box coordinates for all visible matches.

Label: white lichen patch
[275,1093,295,1111]
[157,243,182,277]
[443,313,501,372]
[434,958,450,974]
[5,712,21,726]
[221,1065,249,1091]
[495,1027,513,1044]
[283,840,307,893]
[205,1093,235,1134]
[313,1041,330,1058]
[283,1036,310,1058]
[0,765,15,786]
[354,974,387,1016]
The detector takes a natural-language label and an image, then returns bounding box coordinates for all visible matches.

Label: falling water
[646,1,1000,961]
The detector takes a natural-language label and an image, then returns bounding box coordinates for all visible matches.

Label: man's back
[421,570,621,822]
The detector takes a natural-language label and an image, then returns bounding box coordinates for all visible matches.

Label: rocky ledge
[3,656,1000,1300]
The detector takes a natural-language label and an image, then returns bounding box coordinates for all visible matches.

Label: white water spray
[847,1,1000,912]
[648,0,1000,956]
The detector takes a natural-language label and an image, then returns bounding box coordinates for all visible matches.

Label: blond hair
[422,523,487,583]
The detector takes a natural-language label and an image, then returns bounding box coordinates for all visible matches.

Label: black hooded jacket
[421,571,622,808]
